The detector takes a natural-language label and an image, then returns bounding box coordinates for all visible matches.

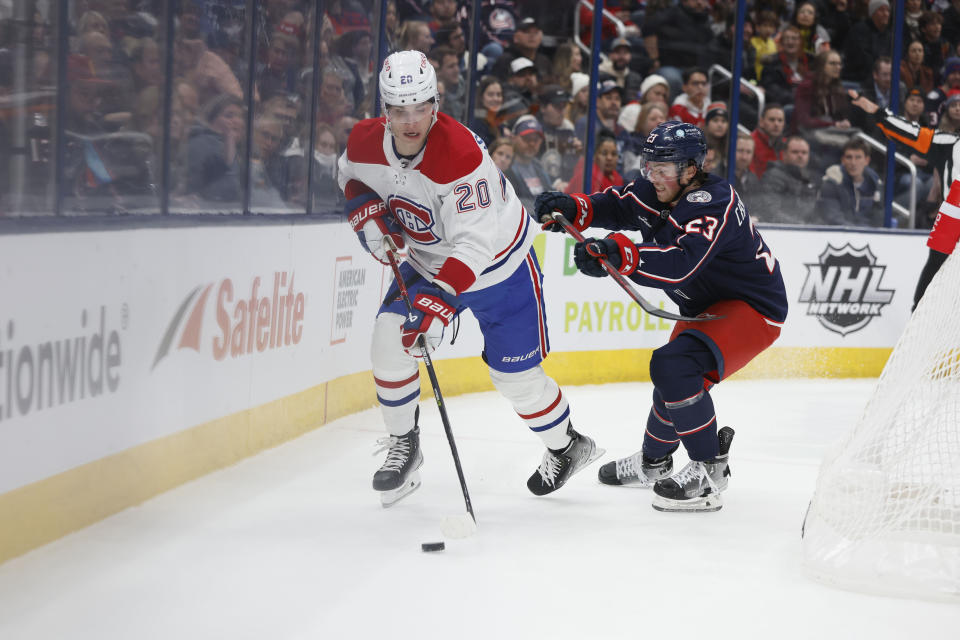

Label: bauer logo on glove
[401,285,460,356]
[347,198,387,229]
[346,193,405,265]
[414,295,456,322]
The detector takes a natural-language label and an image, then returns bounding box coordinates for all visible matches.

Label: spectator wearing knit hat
[904,87,931,127]
[925,57,960,127]
[704,102,729,152]
[938,90,960,133]
[638,74,670,105]
[842,0,892,83]
[566,72,591,125]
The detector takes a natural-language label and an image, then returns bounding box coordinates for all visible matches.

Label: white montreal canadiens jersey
[338,112,533,291]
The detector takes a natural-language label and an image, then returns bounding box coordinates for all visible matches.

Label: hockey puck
[421,541,445,552]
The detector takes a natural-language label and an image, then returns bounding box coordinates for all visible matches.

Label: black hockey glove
[573,233,640,278]
[534,191,593,232]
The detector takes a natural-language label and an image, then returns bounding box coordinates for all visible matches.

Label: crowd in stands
[5,0,960,225]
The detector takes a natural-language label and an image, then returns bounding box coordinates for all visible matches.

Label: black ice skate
[598,450,674,487]
[527,425,605,496]
[652,427,735,512]
[373,424,423,508]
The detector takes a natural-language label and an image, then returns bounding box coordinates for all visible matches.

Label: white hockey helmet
[379,50,439,130]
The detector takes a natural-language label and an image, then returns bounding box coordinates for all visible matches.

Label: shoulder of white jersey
[418,113,486,184]
[345,117,389,166]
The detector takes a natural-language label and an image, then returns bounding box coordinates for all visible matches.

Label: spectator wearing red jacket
[668,68,710,128]
[566,133,623,193]
[750,104,787,178]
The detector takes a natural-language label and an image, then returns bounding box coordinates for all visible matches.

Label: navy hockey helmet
[640,121,707,178]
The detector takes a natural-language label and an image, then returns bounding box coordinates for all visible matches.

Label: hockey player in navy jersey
[338,50,603,506]
[535,121,788,512]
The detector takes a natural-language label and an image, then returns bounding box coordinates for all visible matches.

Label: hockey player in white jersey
[338,50,603,506]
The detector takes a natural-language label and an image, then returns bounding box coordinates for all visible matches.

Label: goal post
[802,250,960,602]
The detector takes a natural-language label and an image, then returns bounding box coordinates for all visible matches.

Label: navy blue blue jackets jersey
[587,175,788,322]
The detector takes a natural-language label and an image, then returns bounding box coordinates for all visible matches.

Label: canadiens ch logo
[798,243,894,336]
[388,195,440,244]
[686,190,712,203]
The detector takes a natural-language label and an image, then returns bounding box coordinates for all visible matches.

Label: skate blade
[651,491,723,513]
[613,479,656,489]
[380,472,422,508]
[580,447,606,471]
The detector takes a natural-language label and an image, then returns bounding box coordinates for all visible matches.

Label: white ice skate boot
[373,425,423,507]
[598,450,674,487]
[528,424,605,496]
[652,427,734,512]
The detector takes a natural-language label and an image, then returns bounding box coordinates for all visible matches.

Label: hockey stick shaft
[551,213,713,323]
[384,248,476,523]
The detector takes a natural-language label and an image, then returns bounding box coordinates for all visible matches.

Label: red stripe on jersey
[518,389,563,419]
[417,113,484,184]
[928,211,960,254]
[495,211,526,259]
[945,179,960,207]
[344,179,375,201]
[435,257,477,294]
[525,252,548,358]
[374,372,420,389]
[346,117,389,166]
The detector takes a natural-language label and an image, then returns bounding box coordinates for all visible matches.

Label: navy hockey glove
[573,233,640,278]
[347,194,405,264]
[401,284,459,355]
[534,191,593,232]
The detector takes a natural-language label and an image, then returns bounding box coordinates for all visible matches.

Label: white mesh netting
[802,250,960,602]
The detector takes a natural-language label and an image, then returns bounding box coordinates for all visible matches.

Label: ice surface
[0,379,957,639]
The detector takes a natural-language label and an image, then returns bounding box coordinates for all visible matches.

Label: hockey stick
[551,212,715,323]
[384,246,477,539]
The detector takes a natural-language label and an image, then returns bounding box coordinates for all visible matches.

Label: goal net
[802,249,960,602]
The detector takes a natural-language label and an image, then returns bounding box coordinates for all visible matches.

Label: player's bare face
[388,102,433,155]
[644,161,682,202]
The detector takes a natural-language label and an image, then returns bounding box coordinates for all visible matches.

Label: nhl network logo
[798,243,894,336]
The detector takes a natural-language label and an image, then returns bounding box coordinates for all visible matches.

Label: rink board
[0,222,927,562]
